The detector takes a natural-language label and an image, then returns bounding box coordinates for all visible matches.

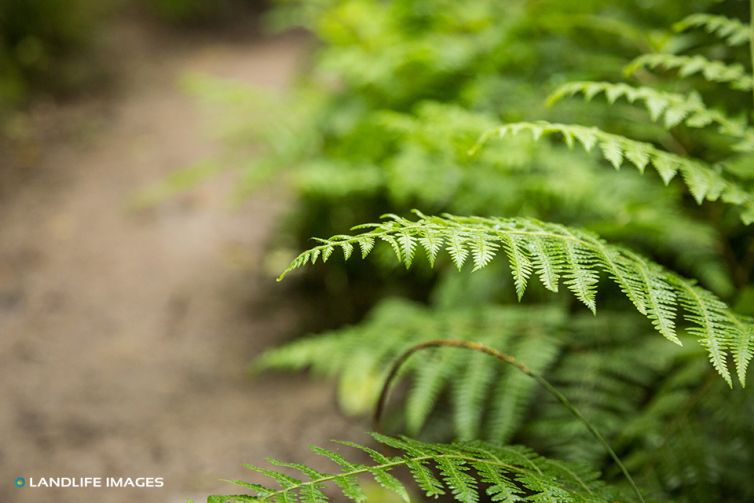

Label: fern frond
[209,434,624,503]
[278,212,753,385]
[625,53,753,91]
[528,330,685,467]
[256,300,564,438]
[547,81,748,138]
[478,121,754,224]
[673,13,750,46]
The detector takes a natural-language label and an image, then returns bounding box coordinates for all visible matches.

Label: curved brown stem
[374,339,645,503]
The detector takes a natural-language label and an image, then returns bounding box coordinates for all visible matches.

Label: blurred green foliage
[0,0,103,111]
[189,0,741,301]
[175,1,754,501]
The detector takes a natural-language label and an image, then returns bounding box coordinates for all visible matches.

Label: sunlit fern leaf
[208,434,624,503]
[255,299,564,437]
[278,212,754,385]
[673,13,750,47]
[732,316,754,386]
[547,81,749,138]
[334,441,408,500]
[501,234,533,300]
[670,279,739,386]
[625,53,753,91]
[529,236,563,293]
[478,121,754,224]
[561,237,600,314]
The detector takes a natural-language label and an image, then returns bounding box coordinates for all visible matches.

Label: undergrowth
[203,1,754,502]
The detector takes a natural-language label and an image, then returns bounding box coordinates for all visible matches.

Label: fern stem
[374,339,646,503]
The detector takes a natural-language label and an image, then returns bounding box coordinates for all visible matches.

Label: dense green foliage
[207,0,754,502]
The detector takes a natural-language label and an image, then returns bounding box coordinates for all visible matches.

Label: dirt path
[0,20,358,503]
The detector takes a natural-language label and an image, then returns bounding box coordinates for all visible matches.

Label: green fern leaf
[529,237,563,292]
[674,13,750,46]
[486,121,754,224]
[625,53,753,91]
[209,435,624,503]
[256,299,564,439]
[547,82,749,138]
[487,335,561,442]
[454,350,497,440]
[436,456,479,503]
[502,234,533,300]
[310,446,370,501]
[278,212,753,385]
[406,347,464,434]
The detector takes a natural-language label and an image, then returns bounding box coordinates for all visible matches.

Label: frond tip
[278,212,754,386]
[208,434,624,503]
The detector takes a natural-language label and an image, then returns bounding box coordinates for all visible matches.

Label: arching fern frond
[209,433,625,503]
[673,13,750,47]
[474,121,754,224]
[279,212,754,386]
[547,81,748,138]
[256,300,564,441]
[624,53,753,91]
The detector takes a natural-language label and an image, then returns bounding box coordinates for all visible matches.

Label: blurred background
[0,2,359,502]
[2,0,754,502]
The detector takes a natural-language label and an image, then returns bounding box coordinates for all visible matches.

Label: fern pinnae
[732,316,754,385]
[335,442,410,503]
[436,457,479,503]
[406,346,463,434]
[487,335,561,443]
[670,278,735,386]
[501,234,533,300]
[454,349,497,440]
[486,121,754,223]
[529,236,562,292]
[256,300,565,438]
[625,251,679,346]
[673,13,750,46]
[625,53,753,91]
[547,81,748,136]
[375,340,646,502]
[278,212,753,383]
[561,237,599,314]
[212,434,626,503]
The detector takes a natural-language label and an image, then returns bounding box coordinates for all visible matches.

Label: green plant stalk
[374,339,646,503]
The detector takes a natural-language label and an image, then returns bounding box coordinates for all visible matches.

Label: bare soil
[0,17,359,503]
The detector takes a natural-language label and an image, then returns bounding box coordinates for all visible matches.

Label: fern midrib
[304,224,585,259]
[250,451,593,501]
